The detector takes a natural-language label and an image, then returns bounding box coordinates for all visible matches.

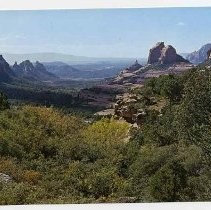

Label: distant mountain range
[44,61,135,80]
[0,52,145,80]
[0,55,58,83]
[0,54,140,83]
[1,52,141,65]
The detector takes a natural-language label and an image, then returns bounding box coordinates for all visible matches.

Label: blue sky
[0,7,210,58]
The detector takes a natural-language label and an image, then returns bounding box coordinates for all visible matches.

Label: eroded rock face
[160,45,177,64]
[207,49,211,60]
[186,43,211,64]
[148,42,188,65]
[148,42,165,64]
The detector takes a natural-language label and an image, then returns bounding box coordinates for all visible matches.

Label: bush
[149,161,187,202]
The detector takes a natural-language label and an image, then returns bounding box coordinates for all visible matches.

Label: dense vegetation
[0,67,211,204]
[0,79,102,108]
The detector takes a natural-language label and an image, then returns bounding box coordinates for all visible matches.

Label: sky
[0,7,211,58]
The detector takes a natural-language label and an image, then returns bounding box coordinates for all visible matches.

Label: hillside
[0,42,211,204]
[0,63,211,204]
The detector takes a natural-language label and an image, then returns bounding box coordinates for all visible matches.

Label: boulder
[0,173,12,183]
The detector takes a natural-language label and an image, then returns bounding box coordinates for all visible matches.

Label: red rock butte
[148,42,189,65]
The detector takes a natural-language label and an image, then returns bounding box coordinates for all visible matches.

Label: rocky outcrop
[125,60,142,72]
[186,43,211,64]
[148,42,188,65]
[0,55,14,82]
[108,60,143,85]
[12,60,58,81]
[109,62,194,86]
[0,173,12,183]
[114,93,148,124]
[160,45,187,64]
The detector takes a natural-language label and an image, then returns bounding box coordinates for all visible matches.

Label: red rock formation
[148,42,188,65]
[148,42,165,64]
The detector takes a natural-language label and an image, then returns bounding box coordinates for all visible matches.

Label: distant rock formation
[197,47,211,68]
[186,43,211,64]
[148,42,188,65]
[0,55,14,82]
[109,42,194,86]
[207,48,211,60]
[12,60,58,81]
[125,60,142,72]
[148,42,165,64]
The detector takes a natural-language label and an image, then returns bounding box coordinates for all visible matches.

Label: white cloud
[176,22,185,26]
[14,34,28,40]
